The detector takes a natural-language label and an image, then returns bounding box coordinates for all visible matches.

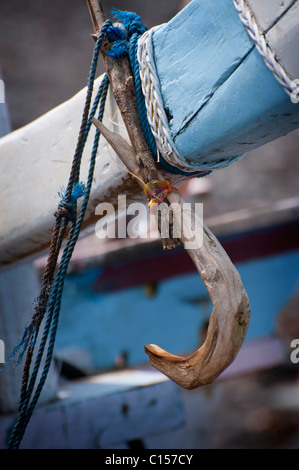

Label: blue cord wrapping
[129,32,208,178]
[106,10,210,178]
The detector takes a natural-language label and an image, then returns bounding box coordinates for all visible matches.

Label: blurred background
[1,0,299,450]
[0,0,182,130]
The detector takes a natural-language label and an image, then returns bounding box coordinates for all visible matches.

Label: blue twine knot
[0,320,37,371]
[106,40,129,59]
[106,9,209,178]
[56,181,86,221]
[70,181,86,201]
[106,24,127,42]
[105,9,147,59]
[4,27,110,450]
[111,9,147,37]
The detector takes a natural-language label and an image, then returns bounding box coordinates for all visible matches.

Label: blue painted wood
[151,0,299,169]
[55,249,299,373]
[0,69,11,137]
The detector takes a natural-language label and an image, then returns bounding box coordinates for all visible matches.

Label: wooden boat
[1,0,298,266]
[0,0,299,448]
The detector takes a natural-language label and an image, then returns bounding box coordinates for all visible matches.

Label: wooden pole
[86,0,180,250]
[86,2,251,389]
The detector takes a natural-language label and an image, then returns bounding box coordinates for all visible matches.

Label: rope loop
[5,26,109,450]
[55,182,86,221]
[4,8,207,449]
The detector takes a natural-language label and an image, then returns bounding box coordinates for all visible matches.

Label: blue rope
[109,10,210,178]
[96,10,210,177]
[5,9,210,450]
[6,25,110,450]
[14,80,109,443]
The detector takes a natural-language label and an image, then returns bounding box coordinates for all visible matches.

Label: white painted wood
[0,262,58,413]
[0,336,285,448]
[0,75,139,267]
[153,0,299,171]
[0,371,183,449]
[246,0,294,32]
[0,66,58,416]
[1,1,298,267]
[266,2,299,80]
[242,0,299,79]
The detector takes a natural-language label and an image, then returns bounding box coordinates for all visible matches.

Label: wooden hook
[91,119,251,389]
[88,1,251,389]
[145,190,250,389]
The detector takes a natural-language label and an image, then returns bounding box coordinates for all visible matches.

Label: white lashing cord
[137,27,198,174]
[233,0,295,96]
[136,1,296,175]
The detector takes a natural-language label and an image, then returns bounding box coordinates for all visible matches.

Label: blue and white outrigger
[0,0,299,448]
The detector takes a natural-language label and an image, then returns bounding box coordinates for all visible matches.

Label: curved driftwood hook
[145,190,251,389]
[88,2,250,389]
[92,117,251,391]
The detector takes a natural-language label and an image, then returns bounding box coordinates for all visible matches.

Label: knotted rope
[4,9,212,449]
[5,23,111,449]
[233,0,295,97]
[105,9,210,180]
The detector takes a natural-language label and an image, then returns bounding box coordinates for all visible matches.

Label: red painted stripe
[94,220,299,293]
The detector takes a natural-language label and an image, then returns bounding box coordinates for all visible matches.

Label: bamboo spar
[0,0,298,266]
